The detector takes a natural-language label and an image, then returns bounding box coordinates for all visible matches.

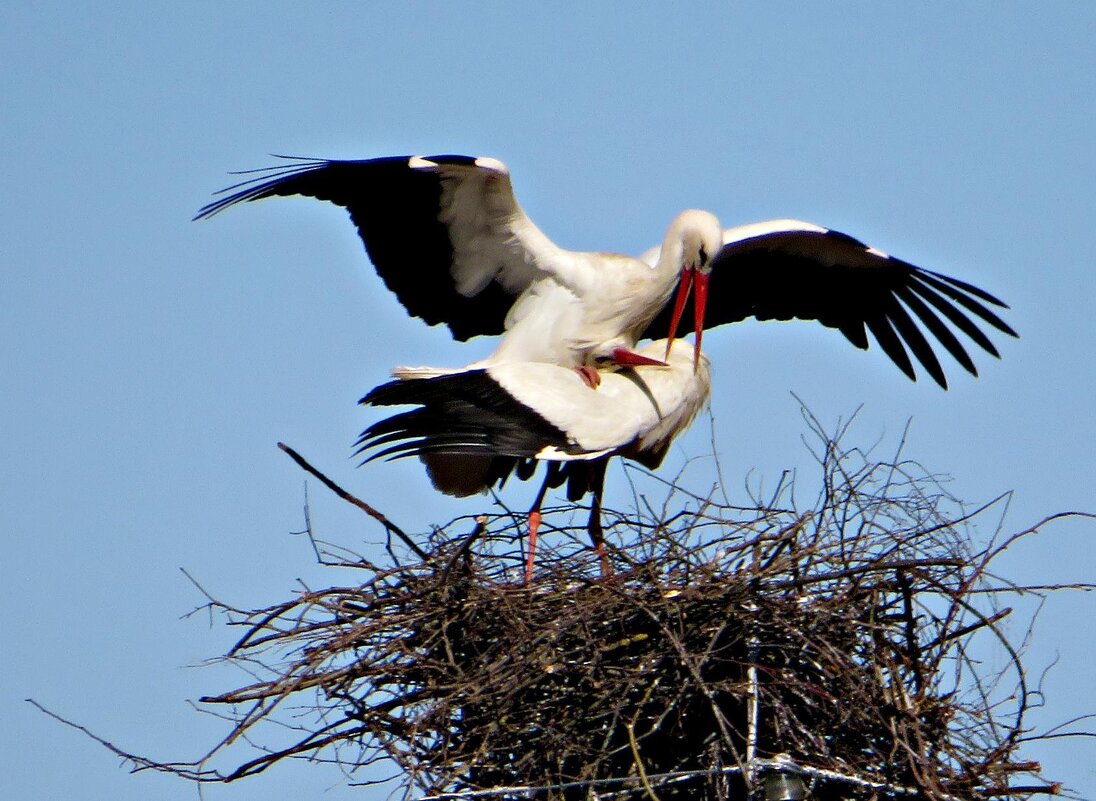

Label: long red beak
[663,267,708,370]
[691,270,709,370]
[610,347,669,367]
[664,268,694,361]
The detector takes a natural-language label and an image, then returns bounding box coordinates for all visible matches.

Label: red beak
[610,347,669,368]
[663,267,708,370]
[691,270,709,370]
[664,268,694,361]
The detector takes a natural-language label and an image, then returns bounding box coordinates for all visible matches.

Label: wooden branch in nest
[277,441,427,560]
[33,427,1092,800]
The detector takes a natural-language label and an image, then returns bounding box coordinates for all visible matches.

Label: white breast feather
[488,340,710,458]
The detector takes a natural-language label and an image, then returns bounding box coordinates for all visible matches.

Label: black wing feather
[642,227,1016,387]
[197,156,515,340]
[358,371,614,500]
[912,270,1017,337]
[906,277,1003,358]
[864,312,917,382]
[893,286,977,377]
[357,371,574,461]
[883,299,948,388]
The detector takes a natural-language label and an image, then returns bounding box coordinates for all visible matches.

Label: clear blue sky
[2,4,1093,799]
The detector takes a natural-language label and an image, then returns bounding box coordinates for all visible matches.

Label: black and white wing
[197,155,566,340]
[357,339,711,491]
[642,220,1017,388]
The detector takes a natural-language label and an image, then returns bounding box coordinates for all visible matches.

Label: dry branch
[36,424,1093,800]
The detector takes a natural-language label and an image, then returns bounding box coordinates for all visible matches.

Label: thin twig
[276,442,427,560]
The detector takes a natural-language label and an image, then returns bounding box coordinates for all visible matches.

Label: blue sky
[2,4,1093,799]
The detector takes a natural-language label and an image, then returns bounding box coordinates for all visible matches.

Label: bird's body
[199,151,1019,578]
[198,153,1015,389]
[358,339,712,577]
[462,249,677,370]
[201,155,700,373]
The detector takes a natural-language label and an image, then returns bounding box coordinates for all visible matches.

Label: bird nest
[82,422,1081,800]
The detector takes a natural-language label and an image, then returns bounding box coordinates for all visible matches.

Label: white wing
[197,154,579,340]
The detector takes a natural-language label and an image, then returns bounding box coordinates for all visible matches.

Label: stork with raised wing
[357,339,712,581]
[196,154,1016,389]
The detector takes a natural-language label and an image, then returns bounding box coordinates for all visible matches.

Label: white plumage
[197,152,1019,578]
[198,153,1016,389]
[359,339,710,488]
[358,339,711,578]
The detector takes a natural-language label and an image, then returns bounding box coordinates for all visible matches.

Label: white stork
[357,339,712,581]
[196,154,1016,389]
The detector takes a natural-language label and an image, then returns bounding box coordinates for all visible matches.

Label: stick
[277,442,427,560]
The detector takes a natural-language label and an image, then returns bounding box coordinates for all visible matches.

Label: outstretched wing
[642,220,1017,388]
[197,155,565,340]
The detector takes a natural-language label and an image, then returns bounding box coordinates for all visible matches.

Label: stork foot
[594,541,613,579]
[587,500,612,578]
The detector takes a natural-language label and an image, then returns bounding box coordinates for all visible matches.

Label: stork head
[663,210,723,368]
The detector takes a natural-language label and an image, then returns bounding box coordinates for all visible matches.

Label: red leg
[523,467,555,583]
[588,491,612,578]
[524,509,541,584]
[587,462,612,577]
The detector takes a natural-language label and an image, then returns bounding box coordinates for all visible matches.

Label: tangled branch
[35,419,1092,800]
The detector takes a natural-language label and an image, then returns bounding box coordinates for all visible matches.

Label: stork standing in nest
[358,339,711,581]
[198,153,1016,578]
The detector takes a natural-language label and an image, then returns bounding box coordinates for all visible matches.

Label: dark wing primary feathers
[195,155,517,340]
[642,226,1017,388]
[356,371,575,463]
[358,372,610,500]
